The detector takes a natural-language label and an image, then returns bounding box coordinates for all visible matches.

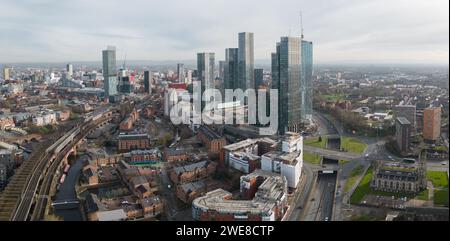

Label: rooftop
[396,117,411,125]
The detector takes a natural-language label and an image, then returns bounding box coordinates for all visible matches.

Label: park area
[341,137,367,154]
[427,171,449,206]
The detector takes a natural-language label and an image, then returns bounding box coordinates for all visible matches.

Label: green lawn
[321,93,346,101]
[339,160,350,165]
[427,171,449,188]
[341,137,368,154]
[304,137,328,149]
[416,189,429,201]
[303,151,321,165]
[434,190,449,206]
[344,164,364,193]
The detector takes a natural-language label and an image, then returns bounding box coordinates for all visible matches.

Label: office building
[271,37,302,134]
[238,32,254,90]
[300,40,313,122]
[261,132,303,188]
[224,48,239,91]
[394,105,416,128]
[177,63,185,83]
[372,159,426,193]
[423,106,441,142]
[395,117,411,153]
[102,46,118,99]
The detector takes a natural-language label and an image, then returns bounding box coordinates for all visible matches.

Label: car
[324,217,329,221]
[365,154,369,158]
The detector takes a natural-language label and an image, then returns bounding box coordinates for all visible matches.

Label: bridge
[51,199,80,210]
[0,109,114,221]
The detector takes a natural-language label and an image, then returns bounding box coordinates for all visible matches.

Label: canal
[53,155,86,221]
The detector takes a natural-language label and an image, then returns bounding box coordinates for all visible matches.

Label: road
[286,163,315,220]
[303,145,361,161]
[303,172,337,221]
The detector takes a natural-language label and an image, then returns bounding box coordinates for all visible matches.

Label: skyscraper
[102,46,118,98]
[218,61,225,80]
[197,53,215,92]
[238,32,254,90]
[3,67,10,80]
[144,70,152,94]
[177,63,185,83]
[66,63,73,77]
[300,40,313,122]
[272,37,302,134]
[254,68,264,88]
[396,117,411,153]
[423,106,441,142]
[394,105,416,128]
[224,48,238,91]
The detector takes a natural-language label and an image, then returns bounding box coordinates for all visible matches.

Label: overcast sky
[0,0,448,64]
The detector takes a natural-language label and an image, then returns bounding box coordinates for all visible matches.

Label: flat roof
[396,117,411,125]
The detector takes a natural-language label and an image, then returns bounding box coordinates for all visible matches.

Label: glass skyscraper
[197,52,215,92]
[224,48,238,91]
[301,40,313,122]
[271,37,302,134]
[177,63,185,83]
[238,32,254,90]
[144,70,152,94]
[102,46,118,98]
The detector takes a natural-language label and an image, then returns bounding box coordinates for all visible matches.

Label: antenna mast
[300,10,304,39]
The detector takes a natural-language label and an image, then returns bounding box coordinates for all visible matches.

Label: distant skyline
[0,0,448,64]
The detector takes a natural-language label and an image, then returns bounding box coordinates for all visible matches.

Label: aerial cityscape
[0,0,448,223]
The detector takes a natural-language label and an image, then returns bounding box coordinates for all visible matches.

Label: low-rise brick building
[197,125,226,154]
[118,134,151,151]
[170,160,217,184]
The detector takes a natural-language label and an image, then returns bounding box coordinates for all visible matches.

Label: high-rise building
[238,32,254,90]
[254,68,264,88]
[197,53,215,92]
[102,46,118,98]
[394,105,416,128]
[423,106,441,141]
[300,40,313,122]
[271,37,302,134]
[3,67,10,80]
[224,48,238,91]
[144,70,152,94]
[218,61,225,80]
[177,63,185,83]
[66,63,73,77]
[395,117,411,153]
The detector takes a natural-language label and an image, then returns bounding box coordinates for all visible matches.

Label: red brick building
[197,125,226,154]
[170,160,217,184]
[118,134,151,151]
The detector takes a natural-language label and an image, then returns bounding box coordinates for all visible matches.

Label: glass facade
[224,48,238,91]
[272,37,302,134]
[238,32,254,91]
[197,52,215,92]
[102,46,117,97]
[301,40,313,122]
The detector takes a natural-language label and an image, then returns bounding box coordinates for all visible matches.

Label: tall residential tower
[102,46,118,99]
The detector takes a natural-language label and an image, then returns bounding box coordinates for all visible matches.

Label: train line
[0,111,113,221]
